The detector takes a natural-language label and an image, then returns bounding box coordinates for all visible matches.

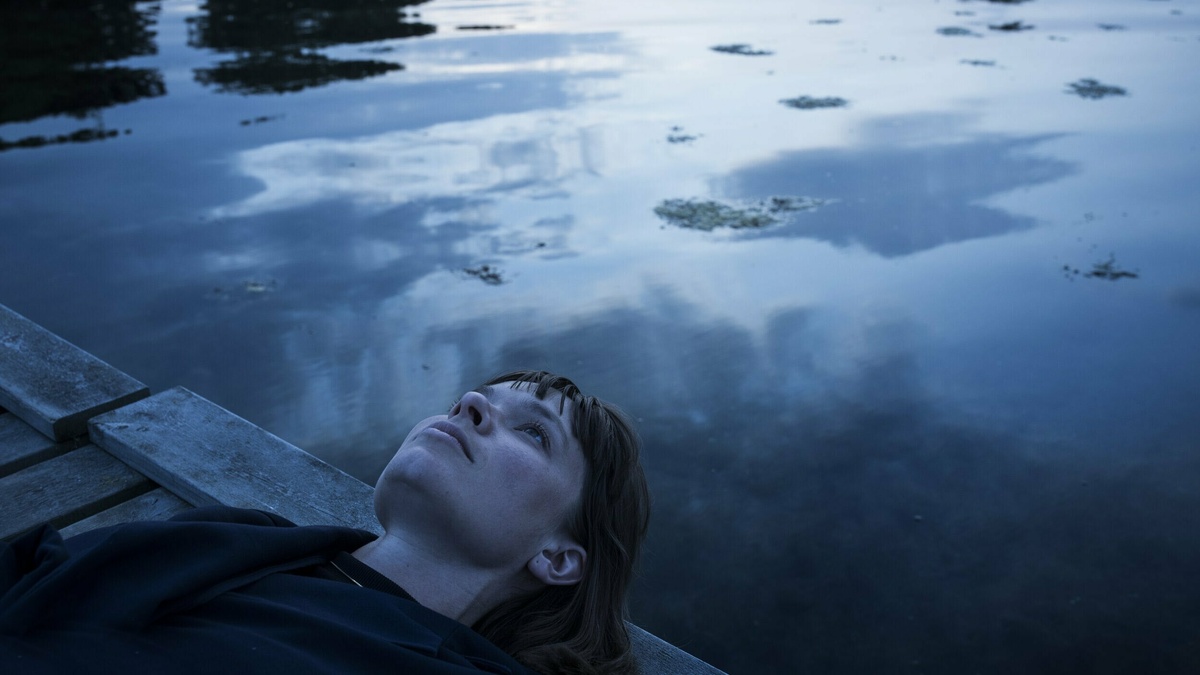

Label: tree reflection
[0,0,165,151]
[188,0,435,95]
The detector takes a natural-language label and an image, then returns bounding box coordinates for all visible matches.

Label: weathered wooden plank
[628,624,726,674]
[0,444,154,540]
[57,487,194,540]
[0,412,77,478]
[0,303,150,441]
[89,387,381,535]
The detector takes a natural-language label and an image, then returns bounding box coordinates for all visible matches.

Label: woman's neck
[350,531,530,626]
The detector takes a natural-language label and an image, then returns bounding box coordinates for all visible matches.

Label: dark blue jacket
[0,507,531,674]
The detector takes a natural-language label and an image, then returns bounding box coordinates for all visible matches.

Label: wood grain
[0,444,153,539]
[0,304,148,440]
[90,387,381,535]
[58,487,193,539]
[0,412,79,478]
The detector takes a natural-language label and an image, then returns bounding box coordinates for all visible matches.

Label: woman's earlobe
[527,545,586,586]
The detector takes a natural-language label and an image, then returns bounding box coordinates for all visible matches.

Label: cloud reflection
[718,115,1076,256]
[213,112,607,218]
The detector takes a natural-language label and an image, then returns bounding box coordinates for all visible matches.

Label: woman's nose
[451,390,493,431]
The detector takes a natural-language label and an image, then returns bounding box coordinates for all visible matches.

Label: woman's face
[375,382,587,569]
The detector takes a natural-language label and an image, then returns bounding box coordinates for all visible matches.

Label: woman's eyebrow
[512,395,568,449]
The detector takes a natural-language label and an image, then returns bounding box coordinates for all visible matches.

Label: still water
[3,0,1200,672]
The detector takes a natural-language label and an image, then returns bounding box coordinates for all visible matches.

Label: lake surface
[3,0,1200,672]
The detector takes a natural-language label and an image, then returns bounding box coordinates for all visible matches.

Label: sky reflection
[718,116,1076,255]
[2,0,1200,673]
[213,110,610,217]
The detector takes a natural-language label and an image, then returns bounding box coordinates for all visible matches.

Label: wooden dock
[0,302,722,674]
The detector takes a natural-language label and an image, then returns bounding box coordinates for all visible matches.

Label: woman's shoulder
[166,505,301,528]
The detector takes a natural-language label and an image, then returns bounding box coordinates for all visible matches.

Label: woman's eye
[520,424,548,449]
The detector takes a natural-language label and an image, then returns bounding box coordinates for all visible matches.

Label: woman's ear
[526,543,587,586]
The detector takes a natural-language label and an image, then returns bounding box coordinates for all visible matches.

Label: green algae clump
[711,44,774,56]
[654,196,828,231]
[779,96,848,110]
[1066,78,1127,99]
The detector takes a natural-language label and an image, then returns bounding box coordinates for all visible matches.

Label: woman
[0,370,651,674]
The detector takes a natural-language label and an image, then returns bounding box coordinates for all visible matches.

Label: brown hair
[471,370,652,674]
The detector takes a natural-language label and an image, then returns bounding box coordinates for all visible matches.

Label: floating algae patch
[463,264,505,285]
[711,44,774,56]
[989,21,1035,31]
[1085,255,1139,281]
[207,278,280,301]
[654,196,829,231]
[1062,255,1139,281]
[1066,78,1127,99]
[239,114,283,126]
[779,95,848,110]
[667,125,699,144]
[762,196,828,213]
[654,200,773,231]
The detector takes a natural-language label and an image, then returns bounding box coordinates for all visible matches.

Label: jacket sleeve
[0,524,68,605]
[0,507,374,635]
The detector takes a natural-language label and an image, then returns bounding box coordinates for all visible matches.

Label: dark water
[3,1,1200,672]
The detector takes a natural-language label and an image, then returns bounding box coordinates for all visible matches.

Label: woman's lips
[427,420,473,462]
